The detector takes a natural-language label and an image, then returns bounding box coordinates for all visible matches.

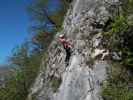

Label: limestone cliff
[28,0,120,100]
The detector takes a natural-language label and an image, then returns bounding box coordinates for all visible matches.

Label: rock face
[28,0,119,100]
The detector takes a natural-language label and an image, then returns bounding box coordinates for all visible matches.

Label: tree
[0,1,69,100]
[28,0,69,52]
[2,42,41,100]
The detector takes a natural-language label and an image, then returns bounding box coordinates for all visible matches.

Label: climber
[58,34,73,66]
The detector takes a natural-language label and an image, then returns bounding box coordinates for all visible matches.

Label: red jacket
[59,38,72,49]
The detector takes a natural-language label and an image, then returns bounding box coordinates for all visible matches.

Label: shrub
[101,63,133,100]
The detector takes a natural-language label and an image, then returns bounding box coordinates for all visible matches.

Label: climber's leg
[65,47,71,66]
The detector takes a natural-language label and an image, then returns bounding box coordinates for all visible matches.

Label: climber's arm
[66,39,73,48]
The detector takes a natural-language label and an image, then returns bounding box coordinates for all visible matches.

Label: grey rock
[28,0,120,100]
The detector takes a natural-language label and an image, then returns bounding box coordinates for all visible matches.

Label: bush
[101,63,133,100]
[102,82,133,100]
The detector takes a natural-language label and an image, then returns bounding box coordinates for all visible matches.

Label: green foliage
[111,15,128,33]
[120,48,133,67]
[101,63,133,100]
[51,77,61,92]
[121,0,133,15]
[102,0,133,60]
[0,43,44,100]
[102,0,133,99]
[0,73,28,100]
[102,82,133,100]
[120,0,133,26]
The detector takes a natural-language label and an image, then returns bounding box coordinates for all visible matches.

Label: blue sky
[0,0,31,64]
[0,0,60,65]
